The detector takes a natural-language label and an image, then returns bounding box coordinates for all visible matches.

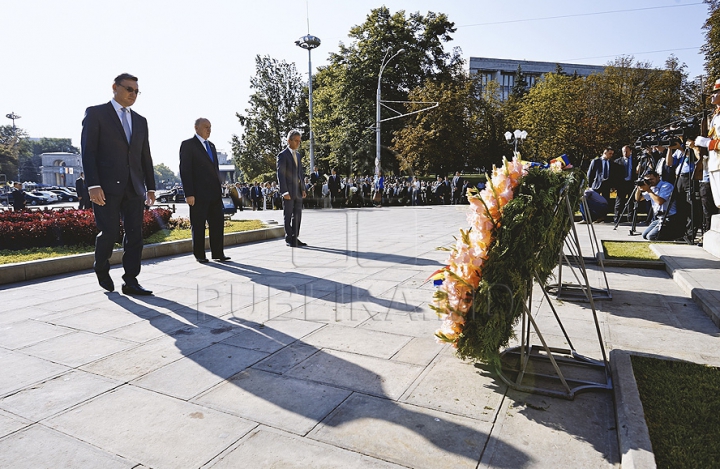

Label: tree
[312,7,461,176]
[393,72,501,175]
[154,163,180,188]
[702,0,720,81]
[510,65,529,100]
[232,55,305,181]
[0,125,28,181]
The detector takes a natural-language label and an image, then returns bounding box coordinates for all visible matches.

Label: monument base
[704,214,720,259]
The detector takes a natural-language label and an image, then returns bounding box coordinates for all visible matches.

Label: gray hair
[286,129,302,141]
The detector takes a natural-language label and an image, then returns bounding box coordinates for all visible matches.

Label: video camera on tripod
[633,116,701,150]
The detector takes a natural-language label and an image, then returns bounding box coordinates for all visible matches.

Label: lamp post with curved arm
[504,129,528,156]
[375,48,404,177]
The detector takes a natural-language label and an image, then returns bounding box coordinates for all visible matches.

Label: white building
[40,152,82,187]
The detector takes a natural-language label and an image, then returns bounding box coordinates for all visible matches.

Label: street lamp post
[504,129,528,156]
[295,34,321,172]
[376,48,404,178]
[6,112,22,181]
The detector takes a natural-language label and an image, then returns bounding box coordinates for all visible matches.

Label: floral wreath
[431,156,582,366]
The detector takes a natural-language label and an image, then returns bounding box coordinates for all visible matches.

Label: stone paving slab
[0,348,70,398]
[0,319,73,349]
[0,370,120,422]
[0,409,31,439]
[46,385,256,469]
[0,424,136,469]
[285,348,424,400]
[209,426,407,468]
[132,343,268,400]
[194,368,351,435]
[301,324,412,359]
[308,393,496,469]
[19,330,136,368]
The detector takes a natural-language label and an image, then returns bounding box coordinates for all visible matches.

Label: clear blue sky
[0,0,707,173]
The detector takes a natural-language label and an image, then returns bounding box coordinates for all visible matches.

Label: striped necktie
[121,108,131,143]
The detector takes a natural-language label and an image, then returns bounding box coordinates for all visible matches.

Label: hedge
[0,208,172,250]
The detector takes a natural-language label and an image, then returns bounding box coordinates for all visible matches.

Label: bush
[0,208,172,250]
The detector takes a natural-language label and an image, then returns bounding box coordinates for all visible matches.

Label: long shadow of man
[106,291,529,468]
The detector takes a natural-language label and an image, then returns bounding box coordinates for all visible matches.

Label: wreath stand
[495,192,612,400]
[545,195,612,302]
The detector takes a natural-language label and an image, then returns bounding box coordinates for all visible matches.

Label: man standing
[328,167,341,208]
[451,172,463,205]
[81,73,155,295]
[11,182,25,211]
[587,147,615,218]
[277,129,306,247]
[309,165,322,208]
[613,145,636,223]
[251,182,263,211]
[179,118,230,264]
[75,172,90,209]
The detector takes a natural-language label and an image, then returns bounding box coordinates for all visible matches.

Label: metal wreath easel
[495,190,612,400]
[545,195,612,301]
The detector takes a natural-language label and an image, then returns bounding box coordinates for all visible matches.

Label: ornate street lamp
[504,129,528,156]
[6,112,22,181]
[295,34,321,171]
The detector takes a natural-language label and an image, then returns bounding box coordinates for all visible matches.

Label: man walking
[613,145,636,223]
[81,73,156,295]
[277,130,306,247]
[11,182,25,211]
[587,147,615,220]
[179,118,230,264]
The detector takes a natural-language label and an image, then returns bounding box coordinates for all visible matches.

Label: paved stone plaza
[1,206,719,468]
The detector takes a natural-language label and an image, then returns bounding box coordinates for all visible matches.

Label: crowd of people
[582,138,718,242]
[224,169,477,210]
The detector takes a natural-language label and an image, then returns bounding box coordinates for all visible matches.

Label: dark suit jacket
[276,147,304,199]
[81,102,155,196]
[12,189,25,210]
[179,136,223,201]
[328,175,341,194]
[75,177,89,199]
[587,157,611,191]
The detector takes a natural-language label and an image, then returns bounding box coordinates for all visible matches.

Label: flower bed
[431,158,583,366]
[0,208,173,250]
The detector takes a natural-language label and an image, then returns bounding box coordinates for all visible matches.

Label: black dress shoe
[286,241,296,247]
[122,283,153,296]
[98,278,114,292]
[213,256,231,262]
[295,240,307,246]
[197,258,209,263]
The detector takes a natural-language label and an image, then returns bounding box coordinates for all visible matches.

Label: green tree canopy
[232,55,305,180]
[154,163,180,188]
[312,7,461,176]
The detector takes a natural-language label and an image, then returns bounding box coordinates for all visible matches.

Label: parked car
[33,191,60,204]
[156,188,185,203]
[49,189,78,202]
[25,192,53,206]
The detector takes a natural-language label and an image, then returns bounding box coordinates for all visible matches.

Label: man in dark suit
[586,147,615,221]
[613,145,637,223]
[75,172,90,209]
[327,168,341,208]
[451,171,463,205]
[309,165,322,208]
[250,182,263,211]
[179,118,230,264]
[81,73,156,295]
[277,129,306,247]
[11,182,25,211]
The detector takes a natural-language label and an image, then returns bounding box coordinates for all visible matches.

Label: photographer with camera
[634,170,679,240]
[665,138,700,241]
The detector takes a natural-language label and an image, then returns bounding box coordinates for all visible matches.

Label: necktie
[121,108,131,143]
[204,140,214,162]
[602,159,609,180]
[626,156,632,180]
[292,150,298,167]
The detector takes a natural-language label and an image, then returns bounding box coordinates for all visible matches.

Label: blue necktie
[602,159,609,180]
[626,156,632,180]
[204,140,214,162]
[121,108,131,143]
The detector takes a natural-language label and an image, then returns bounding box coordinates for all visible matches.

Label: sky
[0,0,709,174]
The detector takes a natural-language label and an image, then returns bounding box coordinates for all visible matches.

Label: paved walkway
[0,206,719,468]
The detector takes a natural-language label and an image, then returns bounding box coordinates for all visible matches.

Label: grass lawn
[631,355,720,469]
[602,240,659,260]
[0,219,265,265]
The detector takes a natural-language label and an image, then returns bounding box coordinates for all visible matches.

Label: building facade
[40,152,82,187]
[469,57,606,100]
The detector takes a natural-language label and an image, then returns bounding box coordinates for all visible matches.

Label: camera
[634,116,700,150]
[634,178,648,187]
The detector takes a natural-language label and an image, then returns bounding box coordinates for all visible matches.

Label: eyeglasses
[116,84,141,95]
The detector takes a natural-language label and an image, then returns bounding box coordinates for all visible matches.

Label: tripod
[614,152,654,235]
